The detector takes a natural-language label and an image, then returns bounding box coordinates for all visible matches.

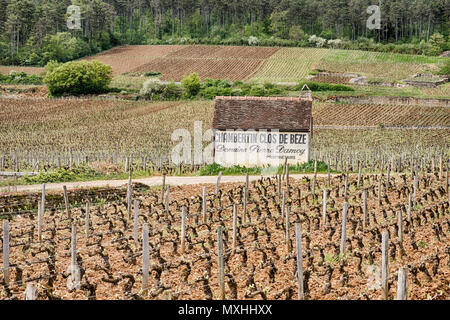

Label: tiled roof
[212,96,312,131]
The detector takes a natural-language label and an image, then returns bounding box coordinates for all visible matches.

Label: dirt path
[0,173,334,194]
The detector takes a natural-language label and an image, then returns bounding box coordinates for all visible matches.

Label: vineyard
[0,97,448,174]
[83,45,184,76]
[315,50,443,82]
[132,57,266,82]
[313,103,450,128]
[1,45,446,87]
[0,42,449,302]
[0,164,449,299]
[250,48,328,83]
[0,66,44,76]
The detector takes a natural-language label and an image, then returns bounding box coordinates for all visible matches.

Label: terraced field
[83,45,184,76]
[131,45,279,81]
[250,48,328,83]
[315,50,443,82]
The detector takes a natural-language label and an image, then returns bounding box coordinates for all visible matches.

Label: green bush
[140,78,165,99]
[199,86,232,99]
[140,79,183,100]
[198,161,332,176]
[161,81,183,100]
[198,163,261,176]
[249,84,267,96]
[297,81,354,92]
[182,72,201,97]
[0,71,43,85]
[437,59,450,76]
[43,60,112,96]
[144,72,162,77]
[23,165,101,184]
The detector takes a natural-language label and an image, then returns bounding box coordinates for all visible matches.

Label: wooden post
[241,186,247,223]
[25,283,37,300]
[344,174,348,198]
[232,204,237,252]
[133,200,139,247]
[285,206,291,252]
[381,230,389,300]
[127,183,132,219]
[286,163,290,190]
[71,224,77,267]
[3,220,9,285]
[202,187,206,223]
[142,224,149,296]
[396,268,408,300]
[312,174,316,197]
[281,190,286,220]
[398,211,403,244]
[340,202,348,255]
[322,189,327,227]
[181,206,186,254]
[217,226,225,300]
[245,173,249,198]
[216,171,222,195]
[161,174,166,203]
[439,156,443,180]
[41,183,46,215]
[327,160,331,187]
[69,148,73,171]
[387,164,391,189]
[202,187,207,224]
[85,201,90,241]
[70,224,80,290]
[63,186,71,219]
[378,177,382,205]
[165,185,170,213]
[446,161,449,198]
[277,175,281,196]
[314,159,317,178]
[413,174,417,205]
[295,223,304,300]
[357,160,362,187]
[37,200,42,242]
[360,190,367,229]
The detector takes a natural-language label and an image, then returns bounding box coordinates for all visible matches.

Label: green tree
[44,60,112,96]
[181,72,201,97]
[270,10,289,39]
[289,25,305,41]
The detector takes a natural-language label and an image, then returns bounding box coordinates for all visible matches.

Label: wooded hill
[0,0,449,66]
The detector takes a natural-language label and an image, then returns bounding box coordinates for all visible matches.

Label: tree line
[0,0,449,66]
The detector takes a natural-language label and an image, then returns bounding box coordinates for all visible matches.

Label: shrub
[297,81,354,92]
[140,79,183,100]
[309,35,327,48]
[44,60,112,96]
[249,84,267,96]
[144,72,162,77]
[437,59,450,76]
[248,36,260,46]
[0,71,43,85]
[161,81,183,100]
[140,78,165,99]
[181,72,201,97]
[289,26,305,41]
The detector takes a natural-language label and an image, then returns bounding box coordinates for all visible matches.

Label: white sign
[214,130,310,167]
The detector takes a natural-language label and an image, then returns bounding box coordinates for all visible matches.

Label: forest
[0,0,449,65]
